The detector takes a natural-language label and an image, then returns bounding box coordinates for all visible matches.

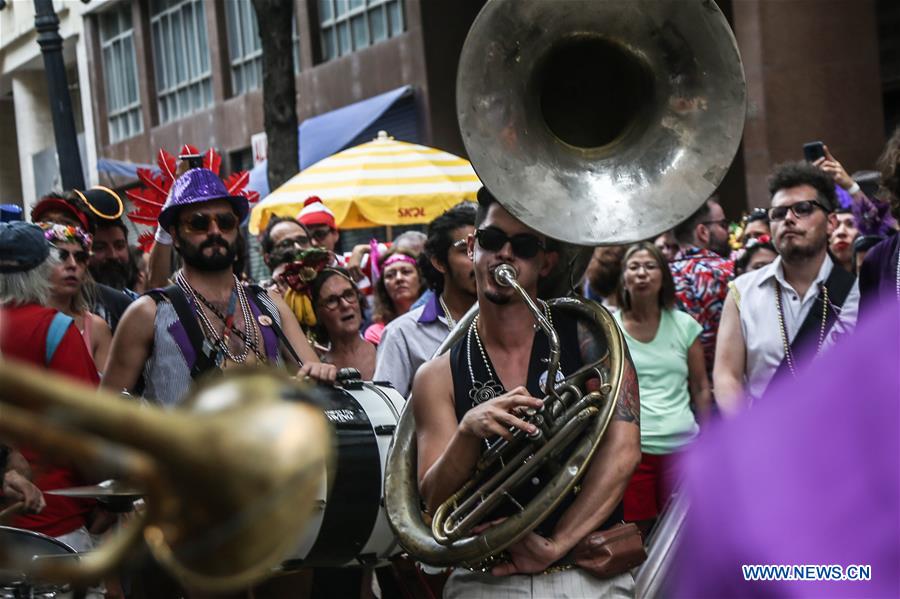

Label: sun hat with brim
[31,197,91,232]
[0,221,50,273]
[158,168,249,231]
[74,186,124,220]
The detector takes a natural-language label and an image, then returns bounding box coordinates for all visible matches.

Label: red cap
[31,197,91,232]
[296,196,336,229]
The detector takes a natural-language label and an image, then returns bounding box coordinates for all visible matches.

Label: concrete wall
[734,0,886,209]
[0,0,99,207]
[0,97,23,205]
[93,0,436,168]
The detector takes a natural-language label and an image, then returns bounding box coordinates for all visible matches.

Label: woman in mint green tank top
[612,242,711,535]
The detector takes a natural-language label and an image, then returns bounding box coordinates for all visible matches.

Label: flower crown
[731,234,772,263]
[38,222,92,249]
[276,247,333,294]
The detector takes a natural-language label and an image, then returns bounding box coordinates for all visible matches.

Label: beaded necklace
[465,299,553,404]
[894,248,900,301]
[175,272,263,365]
[774,281,829,378]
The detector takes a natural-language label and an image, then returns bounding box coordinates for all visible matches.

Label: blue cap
[0,221,50,273]
[0,204,23,223]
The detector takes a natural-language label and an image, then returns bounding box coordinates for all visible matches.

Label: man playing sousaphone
[411,187,642,597]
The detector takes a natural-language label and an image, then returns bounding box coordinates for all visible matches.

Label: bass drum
[282,380,405,569]
[0,525,77,598]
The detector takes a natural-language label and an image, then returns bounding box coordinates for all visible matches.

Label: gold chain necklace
[774,281,829,378]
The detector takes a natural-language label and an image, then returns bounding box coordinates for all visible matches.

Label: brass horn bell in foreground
[0,362,332,593]
[385,0,746,569]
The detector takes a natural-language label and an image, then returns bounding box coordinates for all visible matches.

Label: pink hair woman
[364,249,425,345]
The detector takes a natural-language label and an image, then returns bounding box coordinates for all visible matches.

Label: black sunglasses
[768,200,828,222]
[181,212,239,234]
[51,245,90,265]
[273,235,310,251]
[319,288,359,311]
[475,227,545,259]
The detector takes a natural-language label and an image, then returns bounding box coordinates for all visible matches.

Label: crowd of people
[1,123,899,598]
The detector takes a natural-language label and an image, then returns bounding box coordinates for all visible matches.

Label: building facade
[1,0,898,223]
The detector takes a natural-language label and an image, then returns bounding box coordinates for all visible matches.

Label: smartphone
[803,141,826,162]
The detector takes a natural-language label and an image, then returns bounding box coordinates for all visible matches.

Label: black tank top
[449,305,623,536]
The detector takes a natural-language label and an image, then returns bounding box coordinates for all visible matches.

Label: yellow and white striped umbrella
[249,132,481,234]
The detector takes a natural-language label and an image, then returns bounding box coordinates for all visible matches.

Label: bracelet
[847,182,860,195]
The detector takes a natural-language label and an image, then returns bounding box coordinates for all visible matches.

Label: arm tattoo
[578,320,639,424]
[614,351,640,425]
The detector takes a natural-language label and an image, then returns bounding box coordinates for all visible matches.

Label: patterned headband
[382,254,417,269]
[38,222,92,249]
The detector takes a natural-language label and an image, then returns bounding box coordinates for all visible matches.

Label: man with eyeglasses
[103,168,335,408]
[297,196,342,260]
[715,162,859,415]
[374,202,477,398]
[411,187,640,597]
[670,196,735,380]
[258,216,311,292]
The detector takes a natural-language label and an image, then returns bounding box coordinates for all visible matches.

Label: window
[150,0,213,123]
[319,0,405,62]
[226,3,301,95]
[225,0,262,94]
[99,3,142,142]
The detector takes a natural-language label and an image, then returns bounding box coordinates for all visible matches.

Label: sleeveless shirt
[448,305,623,536]
[143,289,283,407]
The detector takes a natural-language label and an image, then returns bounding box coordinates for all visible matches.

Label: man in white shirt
[715,162,859,414]
[374,203,476,397]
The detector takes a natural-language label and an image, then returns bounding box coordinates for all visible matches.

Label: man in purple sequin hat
[103,168,335,408]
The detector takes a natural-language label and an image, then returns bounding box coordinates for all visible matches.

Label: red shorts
[623,452,680,521]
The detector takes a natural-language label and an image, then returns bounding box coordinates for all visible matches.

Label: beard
[778,232,826,263]
[484,288,511,305]
[89,259,134,290]
[709,236,732,258]
[176,232,237,272]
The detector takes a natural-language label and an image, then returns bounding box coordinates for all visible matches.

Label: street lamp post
[33,0,85,191]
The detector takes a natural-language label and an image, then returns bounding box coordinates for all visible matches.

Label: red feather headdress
[126,145,260,252]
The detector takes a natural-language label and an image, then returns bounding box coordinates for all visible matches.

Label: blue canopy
[247,85,412,197]
[97,158,159,179]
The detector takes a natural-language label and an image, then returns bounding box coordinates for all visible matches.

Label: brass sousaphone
[385,0,746,568]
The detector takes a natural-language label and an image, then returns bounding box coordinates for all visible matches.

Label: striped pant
[443,567,635,598]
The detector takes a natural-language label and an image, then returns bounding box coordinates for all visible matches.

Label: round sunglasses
[51,245,90,265]
[475,227,545,259]
[180,212,239,234]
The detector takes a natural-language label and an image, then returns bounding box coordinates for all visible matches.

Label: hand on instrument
[459,386,543,440]
[814,146,854,190]
[298,362,337,384]
[491,532,564,576]
[2,471,45,514]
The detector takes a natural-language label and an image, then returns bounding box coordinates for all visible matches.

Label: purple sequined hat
[158,168,249,230]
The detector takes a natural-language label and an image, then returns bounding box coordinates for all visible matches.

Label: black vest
[449,306,623,536]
